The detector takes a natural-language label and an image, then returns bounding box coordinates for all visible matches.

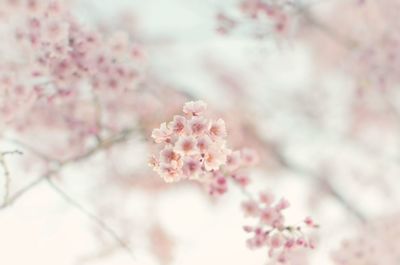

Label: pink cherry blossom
[226,150,241,171]
[241,200,260,217]
[259,191,275,205]
[182,157,201,179]
[188,116,208,136]
[151,122,172,144]
[241,148,259,166]
[169,115,186,134]
[159,147,180,164]
[196,135,213,152]
[209,118,227,139]
[242,192,317,264]
[174,135,198,155]
[204,146,227,171]
[260,207,279,226]
[208,172,228,196]
[182,100,207,116]
[270,233,284,249]
[159,163,181,183]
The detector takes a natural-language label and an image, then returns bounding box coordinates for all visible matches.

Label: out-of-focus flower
[243,192,317,264]
[332,213,400,265]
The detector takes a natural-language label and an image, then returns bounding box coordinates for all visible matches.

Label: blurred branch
[1,127,139,209]
[0,174,47,209]
[1,128,138,209]
[5,138,53,162]
[233,113,368,223]
[0,127,139,259]
[293,3,357,49]
[0,150,23,205]
[270,145,367,223]
[45,176,135,260]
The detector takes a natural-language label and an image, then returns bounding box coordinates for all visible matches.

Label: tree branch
[270,146,367,223]
[45,176,135,260]
[1,127,139,210]
[0,128,141,258]
[0,150,23,205]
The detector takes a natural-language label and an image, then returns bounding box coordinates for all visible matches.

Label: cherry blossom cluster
[150,100,317,264]
[332,213,400,265]
[150,100,229,182]
[0,0,144,121]
[0,0,145,158]
[150,100,258,191]
[206,147,258,196]
[302,0,400,92]
[216,0,296,37]
[351,24,400,91]
[242,191,318,264]
[11,0,143,94]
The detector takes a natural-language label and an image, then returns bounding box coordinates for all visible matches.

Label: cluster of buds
[242,191,318,264]
[150,100,258,194]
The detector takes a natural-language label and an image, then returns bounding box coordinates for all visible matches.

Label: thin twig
[45,176,136,260]
[0,150,23,205]
[0,170,54,209]
[0,128,140,259]
[0,127,138,209]
[4,138,52,162]
[0,153,11,204]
